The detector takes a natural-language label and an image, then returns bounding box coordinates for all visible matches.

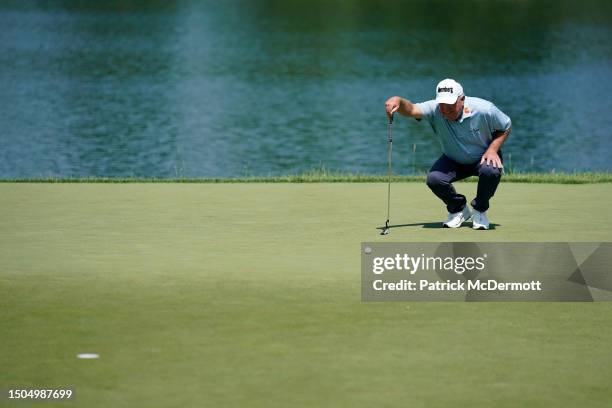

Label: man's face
[439,96,465,121]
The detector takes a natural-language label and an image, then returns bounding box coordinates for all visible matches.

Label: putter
[381,113,394,235]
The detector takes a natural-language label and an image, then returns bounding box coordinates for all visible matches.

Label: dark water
[1,0,611,178]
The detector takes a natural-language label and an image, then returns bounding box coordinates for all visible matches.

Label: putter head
[380,219,389,235]
[380,220,390,235]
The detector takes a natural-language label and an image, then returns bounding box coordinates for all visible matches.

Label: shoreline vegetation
[1,171,611,184]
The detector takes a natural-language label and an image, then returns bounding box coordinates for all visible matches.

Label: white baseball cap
[435,79,464,104]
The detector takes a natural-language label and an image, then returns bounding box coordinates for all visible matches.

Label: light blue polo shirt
[415,96,511,164]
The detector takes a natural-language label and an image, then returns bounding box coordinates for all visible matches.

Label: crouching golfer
[385,79,512,230]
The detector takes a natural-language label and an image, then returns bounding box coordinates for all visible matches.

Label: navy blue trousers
[426,153,503,213]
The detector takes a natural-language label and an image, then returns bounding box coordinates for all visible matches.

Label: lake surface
[1,0,611,177]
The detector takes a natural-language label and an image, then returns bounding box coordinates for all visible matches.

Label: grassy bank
[2,183,612,407]
[1,171,612,184]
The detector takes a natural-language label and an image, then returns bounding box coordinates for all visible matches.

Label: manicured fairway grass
[1,183,612,407]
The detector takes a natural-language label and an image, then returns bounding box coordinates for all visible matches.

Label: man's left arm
[481,105,512,168]
[481,128,511,168]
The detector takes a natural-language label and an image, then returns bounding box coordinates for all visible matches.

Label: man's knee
[426,171,450,189]
[478,164,502,179]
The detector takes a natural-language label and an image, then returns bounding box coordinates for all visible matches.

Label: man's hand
[480,149,503,168]
[385,96,401,120]
[481,127,511,169]
[384,96,422,120]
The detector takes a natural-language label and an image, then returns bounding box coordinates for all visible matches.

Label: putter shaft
[382,115,394,234]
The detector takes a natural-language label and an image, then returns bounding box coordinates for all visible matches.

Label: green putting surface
[1,183,612,407]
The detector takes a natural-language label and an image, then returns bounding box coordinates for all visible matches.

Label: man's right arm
[385,96,423,121]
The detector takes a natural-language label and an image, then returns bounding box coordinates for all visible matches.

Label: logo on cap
[438,87,453,93]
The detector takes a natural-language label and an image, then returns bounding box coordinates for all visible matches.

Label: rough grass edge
[1,172,612,184]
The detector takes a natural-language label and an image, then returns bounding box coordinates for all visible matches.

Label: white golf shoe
[442,206,471,228]
[472,210,490,230]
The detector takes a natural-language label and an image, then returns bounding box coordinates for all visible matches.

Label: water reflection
[0,0,610,177]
